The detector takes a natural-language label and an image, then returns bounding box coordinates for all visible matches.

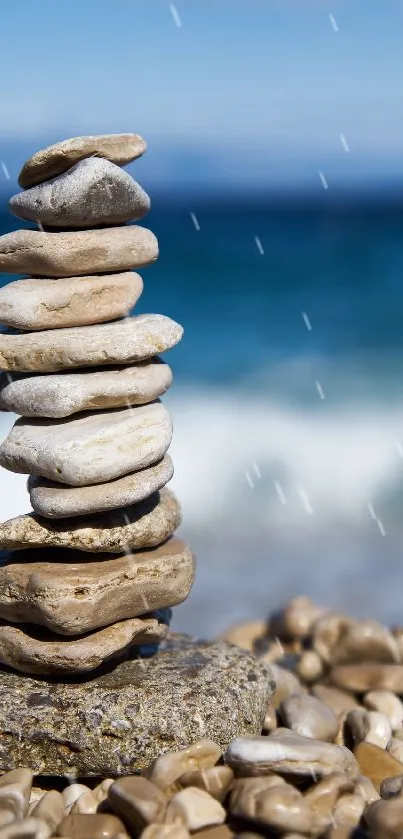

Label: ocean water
[2,197,403,637]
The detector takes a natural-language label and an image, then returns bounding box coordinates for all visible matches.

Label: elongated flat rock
[11,158,150,228]
[0,314,182,373]
[0,616,168,675]
[0,634,272,775]
[0,272,143,331]
[0,360,172,418]
[0,227,158,277]
[0,537,193,636]
[28,456,174,519]
[0,487,180,552]
[18,133,147,188]
[0,402,172,486]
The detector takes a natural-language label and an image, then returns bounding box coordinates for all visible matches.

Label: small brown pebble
[141,825,190,839]
[177,767,234,802]
[262,704,277,733]
[30,792,65,833]
[70,791,98,815]
[296,650,324,683]
[347,708,392,749]
[280,693,339,742]
[355,741,403,791]
[145,740,221,793]
[108,777,167,833]
[229,776,314,834]
[354,774,379,805]
[380,775,403,799]
[62,785,91,813]
[165,787,226,831]
[365,797,403,838]
[270,596,327,641]
[57,813,128,839]
[0,769,33,828]
[192,828,233,839]
[0,818,51,839]
[92,780,114,805]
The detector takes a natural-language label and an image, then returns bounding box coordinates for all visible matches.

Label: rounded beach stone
[0,272,143,331]
[0,227,158,277]
[18,133,147,188]
[28,455,174,519]
[108,776,168,833]
[0,615,168,676]
[0,535,193,635]
[0,314,182,373]
[11,158,150,228]
[229,777,314,835]
[354,741,403,791]
[0,768,33,827]
[145,740,222,793]
[0,360,172,419]
[279,693,339,742]
[330,664,403,693]
[0,486,180,552]
[29,791,66,832]
[165,788,226,831]
[56,813,129,839]
[0,817,52,839]
[0,402,172,485]
[0,634,273,776]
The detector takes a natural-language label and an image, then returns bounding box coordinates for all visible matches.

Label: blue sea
[2,196,403,637]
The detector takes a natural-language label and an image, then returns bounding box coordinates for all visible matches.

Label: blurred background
[1,0,403,636]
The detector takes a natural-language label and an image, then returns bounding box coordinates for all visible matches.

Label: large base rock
[0,634,273,776]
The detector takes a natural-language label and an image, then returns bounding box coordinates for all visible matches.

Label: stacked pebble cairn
[0,133,194,676]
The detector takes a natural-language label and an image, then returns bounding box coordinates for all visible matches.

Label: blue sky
[1,0,403,191]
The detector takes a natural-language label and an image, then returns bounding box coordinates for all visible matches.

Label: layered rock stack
[0,133,194,677]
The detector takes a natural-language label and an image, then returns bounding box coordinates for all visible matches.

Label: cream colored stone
[0,487,180,553]
[0,314,181,373]
[331,664,403,693]
[270,663,305,708]
[0,614,168,676]
[0,272,143,332]
[0,818,51,839]
[70,791,99,815]
[229,777,314,835]
[0,769,33,828]
[280,693,339,741]
[314,614,400,666]
[0,360,171,419]
[354,775,379,805]
[92,780,114,805]
[108,776,167,833]
[312,685,359,718]
[262,705,277,733]
[177,767,234,803]
[0,402,172,486]
[224,730,359,779]
[364,690,403,731]
[30,791,65,833]
[296,650,324,683]
[146,740,222,793]
[62,785,91,812]
[0,536,193,635]
[346,709,392,749]
[333,792,366,827]
[18,133,147,188]
[0,227,158,278]
[165,788,225,831]
[29,455,173,519]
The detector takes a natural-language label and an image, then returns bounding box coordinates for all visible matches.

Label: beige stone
[313,613,400,665]
[92,780,114,805]
[62,785,91,812]
[269,663,305,708]
[262,705,277,733]
[280,693,339,741]
[0,360,171,419]
[191,829,233,839]
[0,818,51,839]
[218,619,267,652]
[0,402,172,486]
[330,664,403,693]
[0,487,180,553]
[29,455,173,519]
[0,769,33,828]
[229,777,314,834]
[304,773,354,829]
[108,776,167,832]
[354,775,380,805]
[165,788,225,831]
[364,690,403,731]
[11,158,150,228]
[333,792,366,827]
[296,649,324,683]
[387,738,403,763]
[225,730,359,779]
[145,740,222,793]
[57,813,128,839]
[354,741,403,791]
[177,767,234,802]
[0,313,181,373]
[0,536,193,635]
[270,596,327,641]
[70,791,99,814]
[30,791,65,833]
[18,133,147,188]
[0,226,158,279]
[346,708,392,749]
[0,614,168,676]
[142,826,190,839]
[312,685,359,718]
[0,272,143,332]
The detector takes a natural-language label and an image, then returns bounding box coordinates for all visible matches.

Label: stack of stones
[0,133,194,677]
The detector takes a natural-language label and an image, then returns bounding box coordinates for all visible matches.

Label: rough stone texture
[11,159,150,228]
[0,227,158,278]
[0,634,273,776]
[0,360,172,419]
[0,314,182,373]
[18,134,147,188]
[28,456,174,519]
[0,487,180,552]
[0,272,143,331]
[0,402,172,485]
[0,535,194,635]
[0,616,168,676]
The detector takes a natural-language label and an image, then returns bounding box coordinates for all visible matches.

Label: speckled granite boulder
[0,634,273,776]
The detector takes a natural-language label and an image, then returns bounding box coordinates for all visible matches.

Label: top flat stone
[18,133,147,188]
[0,227,158,277]
[10,159,150,228]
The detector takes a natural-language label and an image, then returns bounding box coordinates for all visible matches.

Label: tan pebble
[28,789,46,808]
[108,776,167,832]
[142,825,190,839]
[0,817,51,839]
[387,737,403,763]
[145,740,221,793]
[354,774,380,804]
[229,776,314,834]
[347,708,392,748]
[312,612,354,664]
[325,826,367,838]
[57,813,128,838]
[176,767,234,802]
[70,791,98,814]
[311,685,359,718]
[380,775,403,799]
[313,613,400,665]
[304,773,354,833]
[330,664,403,693]
[218,620,267,652]
[270,596,327,641]
[364,690,403,731]
[296,650,324,683]
[269,663,305,708]
[0,768,33,828]
[262,704,277,733]
[92,780,114,804]
[62,785,91,812]
[30,791,65,832]
[333,792,366,827]
[165,787,225,831]
[354,741,403,791]
[280,692,339,741]
[191,827,233,839]
[365,797,403,839]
